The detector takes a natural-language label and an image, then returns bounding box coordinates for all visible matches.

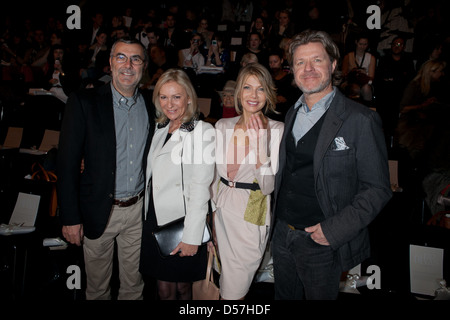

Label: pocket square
[332,137,350,151]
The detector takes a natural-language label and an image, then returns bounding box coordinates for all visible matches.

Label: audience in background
[1,2,448,151]
[268,48,300,121]
[1,0,450,303]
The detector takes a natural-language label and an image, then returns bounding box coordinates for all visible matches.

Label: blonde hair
[152,68,198,123]
[234,63,277,115]
[414,60,446,96]
[240,52,258,67]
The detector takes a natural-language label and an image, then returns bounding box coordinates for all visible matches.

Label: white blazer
[145,120,216,245]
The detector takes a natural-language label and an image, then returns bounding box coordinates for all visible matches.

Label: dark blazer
[57,83,155,239]
[273,89,392,270]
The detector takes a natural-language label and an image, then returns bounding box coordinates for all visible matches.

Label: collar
[110,82,139,109]
[157,114,199,132]
[294,87,336,113]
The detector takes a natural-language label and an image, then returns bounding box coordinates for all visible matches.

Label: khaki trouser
[83,197,144,300]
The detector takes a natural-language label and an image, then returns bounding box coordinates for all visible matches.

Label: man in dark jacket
[272,30,392,300]
[58,38,155,300]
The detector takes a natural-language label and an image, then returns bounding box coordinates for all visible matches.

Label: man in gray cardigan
[272,30,392,300]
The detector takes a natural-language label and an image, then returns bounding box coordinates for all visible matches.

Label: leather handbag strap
[206,247,216,284]
[31,162,57,182]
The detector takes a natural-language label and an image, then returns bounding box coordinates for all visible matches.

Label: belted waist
[113,190,144,207]
[220,177,260,191]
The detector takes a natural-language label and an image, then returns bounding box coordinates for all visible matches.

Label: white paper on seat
[197,98,212,118]
[217,25,227,31]
[410,244,444,296]
[2,127,23,149]
[39,129,60,152]
[9,192,41,227]
[230,37,242,46]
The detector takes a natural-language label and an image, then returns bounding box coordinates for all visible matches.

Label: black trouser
[272,220,342,300]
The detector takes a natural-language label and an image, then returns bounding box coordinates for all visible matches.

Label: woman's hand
[171,242,199,257]
[247,113,269,167]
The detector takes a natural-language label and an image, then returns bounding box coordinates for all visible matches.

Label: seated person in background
[111,26,128,44]
[194,17,214,49]
[142,45,174,89]
[399,60,446,115]
[205,34,230,70]
[268,10,295,49]
[240,52,258,68]
[375,36,415,140]
[250,16,270,49]
[207,80,239,124]
[178,33,205,71]
[279,37,292,73]
[143,28,161,49]
[226,52,258,80]
[44,44,80,103]
[239,32,269,69]
[341,34,376,102]
[109,15,126,43]
[268,48,301,121]
[415,36,444,72]
[135,18,154,49]
[162,13,186,55]
[397,60,447,160]
[82,29,110,85]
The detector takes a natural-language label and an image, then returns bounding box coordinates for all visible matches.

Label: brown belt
[113,190,144,207]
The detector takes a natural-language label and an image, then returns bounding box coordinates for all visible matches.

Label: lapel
[141,89,156,148]
[97,84,116,152]
[141,90,155,179]
[151,125,172,158]
[313,90,346,178]
[277,106,297,179]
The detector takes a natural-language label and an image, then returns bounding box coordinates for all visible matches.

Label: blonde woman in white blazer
[140,69,215,300]
[212,63,284,300]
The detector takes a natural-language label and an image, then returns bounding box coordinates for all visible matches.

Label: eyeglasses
[112,53,145,65]
[392,42,404,47]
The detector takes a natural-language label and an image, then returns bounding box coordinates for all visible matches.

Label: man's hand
[62,224,84,246]
[305,223,329,246]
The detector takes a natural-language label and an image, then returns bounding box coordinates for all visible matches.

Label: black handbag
[153,217,212,257]
[152,144,212,257]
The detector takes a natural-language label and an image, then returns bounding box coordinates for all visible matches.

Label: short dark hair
[110,37,148,63]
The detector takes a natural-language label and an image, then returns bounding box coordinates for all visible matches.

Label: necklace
[354,51,366,69]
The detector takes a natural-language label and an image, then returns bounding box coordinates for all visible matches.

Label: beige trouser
[83,197,144,300]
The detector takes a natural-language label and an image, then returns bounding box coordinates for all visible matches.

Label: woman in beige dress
[212,63,284,299]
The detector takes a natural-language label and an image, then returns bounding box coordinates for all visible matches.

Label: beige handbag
[192,246,220,300]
